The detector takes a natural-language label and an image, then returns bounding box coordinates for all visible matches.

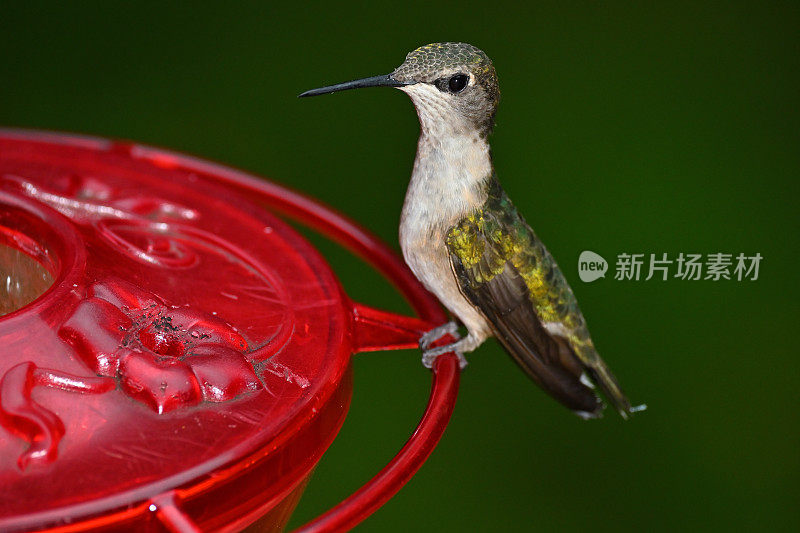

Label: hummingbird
[300,42,642,419]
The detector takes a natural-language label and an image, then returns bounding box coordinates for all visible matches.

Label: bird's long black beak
[298,74,408,97]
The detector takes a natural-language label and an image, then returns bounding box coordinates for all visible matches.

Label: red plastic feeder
[0,130,460,532]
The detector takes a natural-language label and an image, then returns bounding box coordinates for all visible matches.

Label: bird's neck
[402,126,494,235]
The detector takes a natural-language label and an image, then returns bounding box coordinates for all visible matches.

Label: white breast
[397,83,494,341]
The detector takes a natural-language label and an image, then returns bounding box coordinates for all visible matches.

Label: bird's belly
[400,237,453,297]
[400,233,491,342]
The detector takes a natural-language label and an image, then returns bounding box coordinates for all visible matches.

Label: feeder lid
[0,131,353,529]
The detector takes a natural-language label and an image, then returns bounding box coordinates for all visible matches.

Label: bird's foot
[419,321,459,351]
[421,338,469,370]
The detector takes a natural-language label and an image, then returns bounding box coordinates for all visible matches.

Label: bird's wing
[446,180,633,418]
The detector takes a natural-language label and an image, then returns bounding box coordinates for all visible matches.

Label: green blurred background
[2,2,797,531]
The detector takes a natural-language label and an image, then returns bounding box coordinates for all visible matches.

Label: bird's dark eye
[448,73,469,93]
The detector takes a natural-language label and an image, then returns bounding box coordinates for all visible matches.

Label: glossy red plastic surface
[0,130,460,532]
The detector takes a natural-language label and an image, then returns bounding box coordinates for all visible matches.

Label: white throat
[399,84,493,237]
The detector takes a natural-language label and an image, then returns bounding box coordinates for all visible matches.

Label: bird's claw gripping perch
[420,321,468,370]
[422,341,469,370]
[419,321,459,351]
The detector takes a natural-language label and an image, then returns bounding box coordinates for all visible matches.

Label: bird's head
[300,42,500,137]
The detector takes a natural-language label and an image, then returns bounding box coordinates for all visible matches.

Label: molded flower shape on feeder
[60,278,261,413]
